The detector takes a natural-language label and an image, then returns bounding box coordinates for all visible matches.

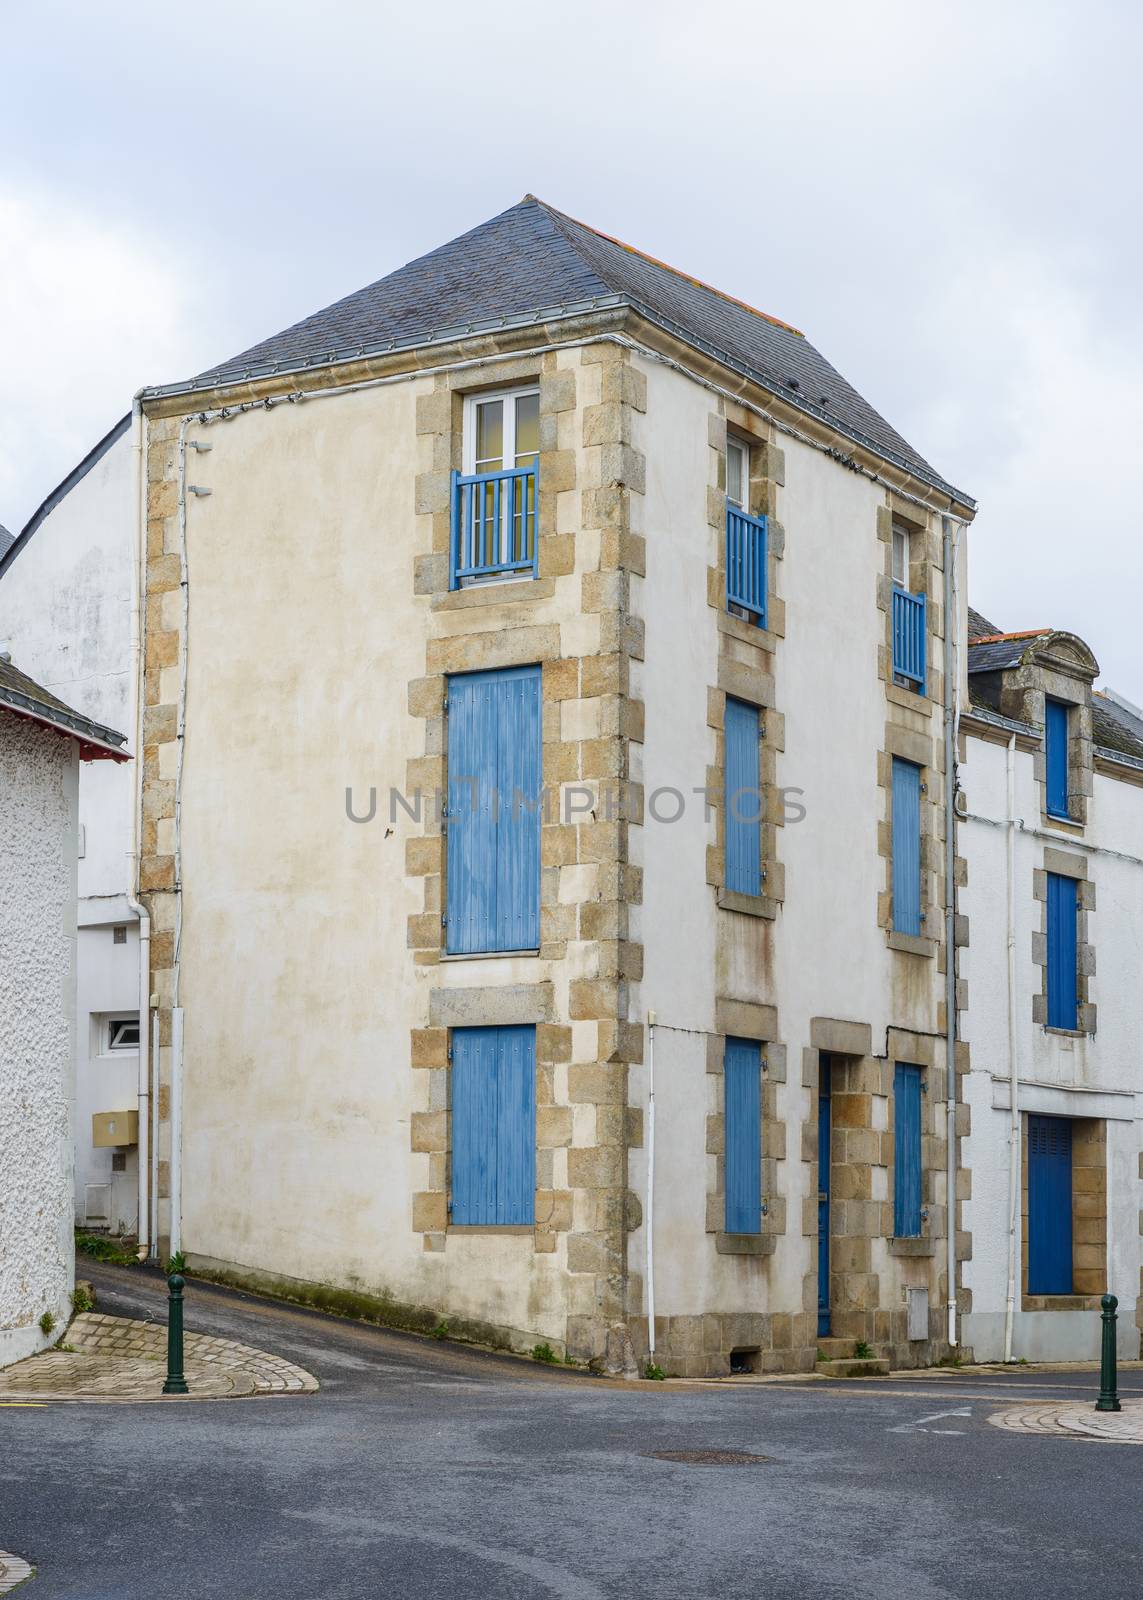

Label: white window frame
[106,1016,140,1053]
[891,521,911,589]
[726,435,750,511]
[462,386,540,477]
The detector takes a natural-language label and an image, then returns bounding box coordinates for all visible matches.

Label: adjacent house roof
[1093,690,1143,762]
[0,526,13,561]
[0,413,131,581]
[967,606,1000,640]
[966,629,1051,675]
[0,656,129,761]
[152,195,972,506]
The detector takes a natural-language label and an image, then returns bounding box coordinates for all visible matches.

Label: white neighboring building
[0,418,142,1234]
[0,657,128,1368]
[960,611,1143,1361]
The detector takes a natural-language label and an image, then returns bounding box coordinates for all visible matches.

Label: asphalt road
[2,1264,1140,1599]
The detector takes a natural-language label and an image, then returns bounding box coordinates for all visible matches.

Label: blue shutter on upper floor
[450,1025,536,1225]
[1046,872,1079,1029]
[724,698,762,897]
[446,665,541,954]
[892,758,922,936]
[724,1037,762,1234]
[1045,699,1071,818]
[893,1064,923,1237]
[1027,1114,1073,1294]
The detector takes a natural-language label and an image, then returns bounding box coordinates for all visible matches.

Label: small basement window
[729,1348,759,1375]
[107,1017,140,1052]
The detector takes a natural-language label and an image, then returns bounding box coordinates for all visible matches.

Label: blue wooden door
[446,666,541,954]
[818,1068,831,1335]
[1028,1114,1072,1294]
[451,1025,536,1225]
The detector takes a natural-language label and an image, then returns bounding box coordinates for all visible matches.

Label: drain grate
[647,1449,771,1466]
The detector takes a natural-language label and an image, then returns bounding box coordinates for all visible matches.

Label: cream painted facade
[960,649,1143,1362]
[135,303,974,1374]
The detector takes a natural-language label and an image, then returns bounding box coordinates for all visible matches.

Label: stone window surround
[1032,846,1096,1034]
[801,1019,952,1349]
[877,721,943,958]
[1020,1113,1107,1305]
[1032,677,1092,833]
[703,998,787,1257]
[704,401,787,920]
[876,500,943,707]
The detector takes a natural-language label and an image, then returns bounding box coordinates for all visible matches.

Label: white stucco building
[0,656,128,1368]
[960,616,1143,1361]
[0,418,144,1235]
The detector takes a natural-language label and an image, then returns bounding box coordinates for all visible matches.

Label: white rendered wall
[960,734,1143,1359]
[0,710,78,1367]
[0,428,139,1229]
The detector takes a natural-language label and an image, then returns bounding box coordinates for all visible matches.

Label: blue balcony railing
[726,505,768,627]
[450,464,538,588]
[892,587,927,691]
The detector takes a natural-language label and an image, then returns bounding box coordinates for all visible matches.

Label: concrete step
[815,1357,891,1379]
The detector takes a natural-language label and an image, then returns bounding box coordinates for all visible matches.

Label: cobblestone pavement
[988,1396,1143,1443]
[0,1549,33,1593]
[0,1312,316,1404]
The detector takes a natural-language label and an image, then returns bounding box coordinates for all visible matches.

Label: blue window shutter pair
[1046,872,1079,1029]
[725,698,762,896]
[893,1065,923,1237]
[451,1025,536,1225]
[446,665,541,954]
[891,758,922,935]
[724,1038,762,1234]
[1027,1115,1073,1294]
[1045,699,1071,818]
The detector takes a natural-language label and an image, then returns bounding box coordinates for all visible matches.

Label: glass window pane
[892,525,908,586]
[514,392,539,466]
[475,400,503,471]
[727,441,745,508]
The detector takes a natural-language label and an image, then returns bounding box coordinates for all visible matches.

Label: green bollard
[1095,1292,1120,1413]
[162,1273,189,1396]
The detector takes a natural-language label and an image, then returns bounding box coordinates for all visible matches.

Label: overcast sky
[3,1,1140,697]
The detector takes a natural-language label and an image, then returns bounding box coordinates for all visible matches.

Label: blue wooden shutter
[892,758,922,935]
[725,698,761,896]
[1046,872,1079,1029]
[446,666,540,954]
[495,667,541,952]
[1028,1114,1072,1293]
[1045,699,1070,818]
[451,1025,535,1225]
[893,1065,923,1237]
[724,1037,762,1233]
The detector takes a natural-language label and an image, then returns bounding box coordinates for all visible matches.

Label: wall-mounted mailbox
[92,1110,138,1148]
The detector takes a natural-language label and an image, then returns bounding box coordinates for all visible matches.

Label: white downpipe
[126,394,153,1260]
[942,515,961,1348]
[646,1010,657,1363]
[170,1007,184,1258]
[1003,733,1020,1362]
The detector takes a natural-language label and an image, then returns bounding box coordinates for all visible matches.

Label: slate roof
[967,606,999,640]
[966,629,1049,675]
[159,196,971,505]
[0,526,13,561]
[1093,691,1143,762]
[0,656,129,759]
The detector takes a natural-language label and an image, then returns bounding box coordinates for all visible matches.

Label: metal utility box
[907,1287,930,1341]
[92,1110,138,1148]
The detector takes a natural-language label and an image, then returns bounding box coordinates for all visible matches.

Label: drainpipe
[942,514,960,1348]
[646,1010,657,1365]
[1003,733,1020,1361]
[127,392,153,1261]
